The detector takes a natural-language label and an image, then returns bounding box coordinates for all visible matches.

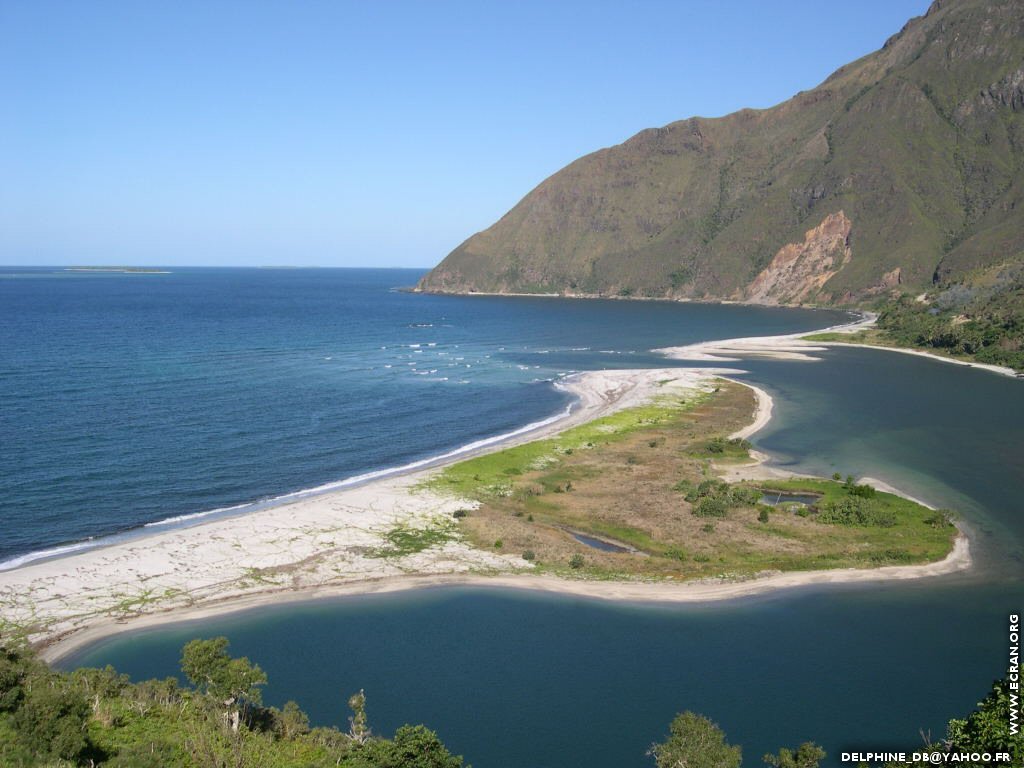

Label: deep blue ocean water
[0,267,843,565]
[7,268,1024,766]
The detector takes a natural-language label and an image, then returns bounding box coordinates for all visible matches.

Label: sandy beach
[657,312,1020,379]
[0,346,973,665]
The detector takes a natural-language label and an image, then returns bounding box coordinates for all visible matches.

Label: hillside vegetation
[418,0,1024,364]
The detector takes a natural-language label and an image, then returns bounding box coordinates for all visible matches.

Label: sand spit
[0,353,972,663]
[658,312,1019,378]
[0,368,718,655]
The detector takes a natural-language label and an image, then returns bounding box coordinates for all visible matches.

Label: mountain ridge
[418,0,1024,316]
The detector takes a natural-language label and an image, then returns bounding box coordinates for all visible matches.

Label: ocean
[5,267,1023,766]
[0,266,842,565]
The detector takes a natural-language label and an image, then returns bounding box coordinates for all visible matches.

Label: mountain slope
[418,0,1024,308]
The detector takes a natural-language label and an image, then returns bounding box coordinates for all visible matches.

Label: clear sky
[1,1,931,268]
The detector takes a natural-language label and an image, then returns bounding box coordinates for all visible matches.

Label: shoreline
[44,534,970,666]
[2,315,975,664]
[417,288,1019,378]
[656,312,1020,379]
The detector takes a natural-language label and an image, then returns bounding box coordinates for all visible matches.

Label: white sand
[0,361,972,663]
[658,312,1020,378]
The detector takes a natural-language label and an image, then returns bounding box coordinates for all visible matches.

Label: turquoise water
[9,269,1024,765]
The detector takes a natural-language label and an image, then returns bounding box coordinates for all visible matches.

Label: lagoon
[59,328,1024,766]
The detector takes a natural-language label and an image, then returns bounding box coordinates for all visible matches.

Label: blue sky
[1,1,930,268]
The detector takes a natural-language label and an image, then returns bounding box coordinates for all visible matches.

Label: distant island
[65,267,171,274]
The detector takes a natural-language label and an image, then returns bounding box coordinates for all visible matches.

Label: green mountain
[418,0,1024,310]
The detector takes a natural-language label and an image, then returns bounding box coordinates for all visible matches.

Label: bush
[493,539,503,549]
[569,553,585,569]
[693,496,728,518]
[848,483,876,498]
[818,497,895,527]
[758,508,770,523]
[673,479,695,494]
[522,550,536,561]
[10,680,91,762]
[925,510,954,528]
[728,486,762,506]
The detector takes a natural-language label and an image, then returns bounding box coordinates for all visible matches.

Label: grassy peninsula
[427,380,957,581]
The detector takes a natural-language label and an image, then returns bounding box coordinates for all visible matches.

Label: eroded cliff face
[744,212,852,305]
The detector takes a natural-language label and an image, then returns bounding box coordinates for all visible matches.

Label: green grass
[802,331,878,343]
[423,390,710,501]
[368,520,458,559]
[426,380,956,582]
[747,478,956,566]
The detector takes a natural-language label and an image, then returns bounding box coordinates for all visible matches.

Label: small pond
[758,492,821,507]
[570,531,632,553]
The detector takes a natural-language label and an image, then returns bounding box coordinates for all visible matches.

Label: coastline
[418,288,1020,379]
[43,534,970,666]
[656,311,1020,379]
[1,315,975,664]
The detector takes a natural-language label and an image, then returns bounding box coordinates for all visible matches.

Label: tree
[180,637,267,732]
[10,678,91,762]
[349,688,372,744]
[764,742,826,768]
[278,699,311,739]
[945,677,1024,760]
[649,711,742,768]
[355,724,465,768]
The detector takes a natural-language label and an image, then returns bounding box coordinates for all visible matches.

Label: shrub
[452,509,468,519]
[728,486,762,506]
[522,550,536,561]
[758,508,770,523]
[493,539,503,549]
[693,497,728,518]
[701,523,716,533]
[673,479,694,494]
[569,553,585,569]
[848,483,876,498]
[818,498,895,527]
[925,510,954,528]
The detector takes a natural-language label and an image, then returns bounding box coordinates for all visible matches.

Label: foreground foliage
[0,638,1020,767]
[652,675,1022,768]
[0,639,464,768]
